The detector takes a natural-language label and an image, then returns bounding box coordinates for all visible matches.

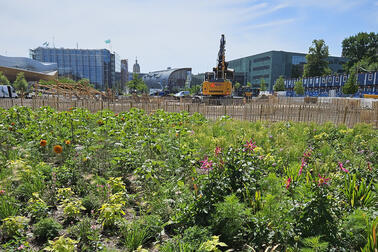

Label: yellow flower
[65,140,71,145]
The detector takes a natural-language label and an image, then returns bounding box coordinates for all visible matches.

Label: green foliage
[12,72,29,98]
[273,76,285,91]
[127,73,148,94]
[98,202,125,228]
[190,84,201,95]
[44,235,78,251]
[0,71,10,85]
[1,216,29,239]
[260,78,267,91]
[342,67,359,95]
[341,209,371,249]
[199,236,228,252]
[294,78,304,95]
[0,196,19,220]
[343,173,374,208]
[234,82,241,91]
[67,217,101,251]
[303,39,332,77]
[33,217,62,242]
[211,195,251,245]
[27,193,49,220]
[342,32,378,72]
[300,236,328,252]
[61,199,86,220]
[246,82,252,88]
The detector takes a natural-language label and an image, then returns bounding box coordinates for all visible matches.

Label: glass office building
[228,51,347,91]
[30,47,120,90]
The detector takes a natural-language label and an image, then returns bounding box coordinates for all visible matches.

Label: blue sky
[0,0,377,73]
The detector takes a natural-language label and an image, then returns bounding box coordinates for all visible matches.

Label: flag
[105,39,111,44]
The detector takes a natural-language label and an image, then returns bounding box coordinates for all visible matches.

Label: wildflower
[272,162,277,167]
[17,244,24,250]
[258,155,264,160]
[338,162,349,173]
[244,140,256,152]
[215,146,221,156]
[0,189,5,195]
[115,113,118,117]
[368,162,372,171]
[318,174,330,186]
[40,139,47,147]
[303,149,312,158]
[299,158,306,175]
[53,145,63,154]
[269,135,273,138]
[65,140,71,145]
[121,117,125,121]
[285,177,291,189]
[91,224,96,230]
[200,157,213,171]
[11,122,15,126]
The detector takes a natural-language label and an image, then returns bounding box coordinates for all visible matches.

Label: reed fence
[0,97,377,128]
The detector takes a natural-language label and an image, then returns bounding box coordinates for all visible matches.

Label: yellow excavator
[202,34,234,97]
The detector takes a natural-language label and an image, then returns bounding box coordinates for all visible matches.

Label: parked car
[173,91,190,99]
[0,85,18,98]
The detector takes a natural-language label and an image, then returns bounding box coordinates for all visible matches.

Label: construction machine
[202,34,234,98]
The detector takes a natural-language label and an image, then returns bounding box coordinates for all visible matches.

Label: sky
[1,0,377,74]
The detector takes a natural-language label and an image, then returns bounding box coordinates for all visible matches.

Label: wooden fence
[0,97,377,128]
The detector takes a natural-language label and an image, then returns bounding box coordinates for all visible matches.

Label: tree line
[273,32,377,95]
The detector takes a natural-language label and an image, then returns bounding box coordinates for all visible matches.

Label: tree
[126,73,148,94]
[234,82,241,91]
[12,72,29,99]
[273,76,285,91]
[294,79,304,95]
[246,82,252,88]
[260,78,267,91]
[342,67,359,95]
[342,32,378,71]
[303,39,332,77]
[0,71,10,85]
[190,84,201,95]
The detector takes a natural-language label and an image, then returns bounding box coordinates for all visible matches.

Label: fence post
[343,106,348,125]
[259,104,263,121]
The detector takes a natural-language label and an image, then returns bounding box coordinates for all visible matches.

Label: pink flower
[0,189,5,195]
[285,177,291,189]
[215,146,221,156]
[338,162,349,173]
[17,244,24,250]
[368,162,372,171]
[318,174,330,186]
[244,140,256,152]
[299,158,306,176]
[200,157,213,171]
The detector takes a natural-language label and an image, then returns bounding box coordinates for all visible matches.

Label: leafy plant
[1,216,29,239]
[300,236,328,252]
[27,193,49,220]
[199,236,228,252]
[343,174,374,208]
[33,217,62,242]
[44,235,78,251]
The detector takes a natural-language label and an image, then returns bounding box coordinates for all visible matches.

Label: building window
[252,65,270,71]
[343,75,347,82]
[335,76,339,82]
[322,77,326,84]
[253,56,271,63]
[368,74,373,81]
[252,74,269,80]
[292,55,306,65]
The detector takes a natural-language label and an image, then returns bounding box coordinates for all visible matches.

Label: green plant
[60,199,86,220]
[1,216,29,239]
[33,217,62,242]
[98,203,125,228]
[121,221,149,251]
[44,235,78,251]
[294,78,304,95]
[27,193,49,220]
[0,196,19,220]
[199,236,228,252]
[273,76,285,91]
[211,194,251,246]
[67,217,101,251]
[343,174,374,208]
[300,236,328,252]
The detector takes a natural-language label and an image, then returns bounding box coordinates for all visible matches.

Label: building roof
[0,55,58,82]
[143,68,191,89]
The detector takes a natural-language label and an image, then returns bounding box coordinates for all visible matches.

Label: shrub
[27,193,49,220]
[0,196,19,220]
[33,217,62,243]
[210,194,251,246]
[67,217,101,251]
[1,216,29,239]
[82,194,101,215]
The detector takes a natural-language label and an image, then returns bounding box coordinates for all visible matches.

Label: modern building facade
[285,72,378,97]
[30,47,120,90]
[143,68,192,92]
[0,55,57,82]
[228,51,347,91]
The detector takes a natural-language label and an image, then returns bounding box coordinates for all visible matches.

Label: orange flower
[65,140,71,145]
[53,145,63,154]
[11,122,15,126]
[115,113,118,117]
[40,139,47,147]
